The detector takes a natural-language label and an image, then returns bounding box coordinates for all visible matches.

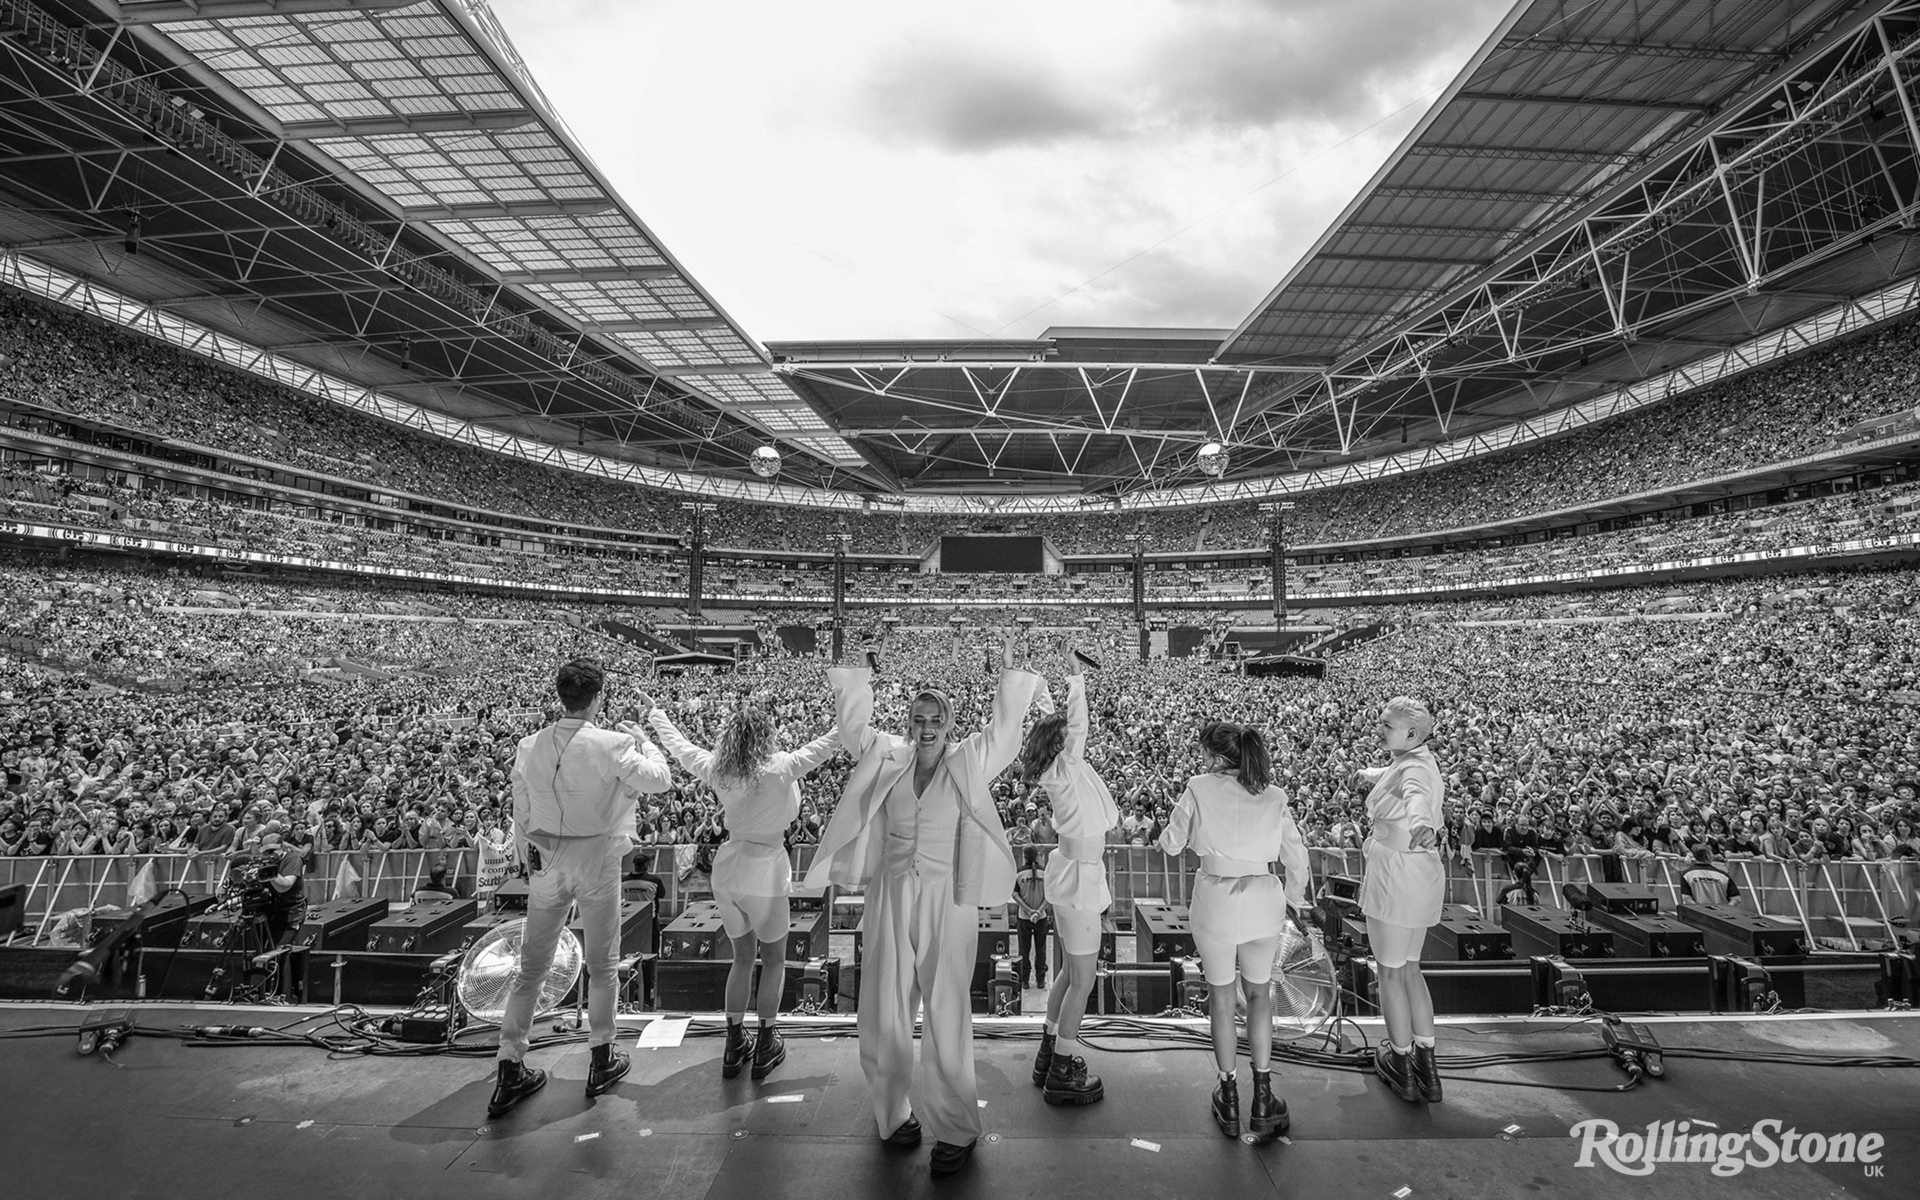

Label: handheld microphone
[201,967,226,1001]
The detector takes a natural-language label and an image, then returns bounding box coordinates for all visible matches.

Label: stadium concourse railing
[4,843,1913,951]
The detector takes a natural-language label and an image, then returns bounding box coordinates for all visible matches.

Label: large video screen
[940,536,1042,573]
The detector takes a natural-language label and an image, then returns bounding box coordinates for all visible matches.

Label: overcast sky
[490,0,1513,343]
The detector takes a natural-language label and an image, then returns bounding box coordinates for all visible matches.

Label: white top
[647,709,838,842]
[884,761,962,878]
[510,718,672,844]
[1361,745,1444,844]
[1035,674,1118,910]
[1157,772,1310,909]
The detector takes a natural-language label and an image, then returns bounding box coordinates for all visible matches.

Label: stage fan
[1267,919,1338,1035]
[455,918,581,1024]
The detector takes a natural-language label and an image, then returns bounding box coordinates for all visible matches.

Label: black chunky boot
[1042,1051,1104,1106]
[721,1021,751,1079]
[1031,1032,1055,1087]
[487,1058,547,1118]
[1412,1042,1444,1103]
[1374,1042,1419,1103]
[1211,1072,1241,1138]
[586,1042,630,1098]
[1248,1069,1289,1141]
[750,1023,786,1080]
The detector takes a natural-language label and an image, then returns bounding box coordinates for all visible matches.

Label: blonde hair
[1383,696,1435,742]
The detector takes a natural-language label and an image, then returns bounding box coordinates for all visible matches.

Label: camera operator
[487,659,672,1120]
[253,830,309,945]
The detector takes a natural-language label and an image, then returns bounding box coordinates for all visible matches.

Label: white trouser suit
[804,666,1042,1148]
[498,717,671,1062]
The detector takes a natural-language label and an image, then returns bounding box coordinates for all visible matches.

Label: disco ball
[1196,442,1228,477]
[750,445,782,478]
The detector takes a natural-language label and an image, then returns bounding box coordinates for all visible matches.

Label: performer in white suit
[1354,696,1446,1105]
[1157,721,1311,1143]
[803,633,1042,1179]
[645,695,838,1081]
[488,659,672,1119]
[1017,646,1117,1105]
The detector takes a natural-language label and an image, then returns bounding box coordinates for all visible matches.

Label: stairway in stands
[591,619,691,656]
[1295,622,1397,657]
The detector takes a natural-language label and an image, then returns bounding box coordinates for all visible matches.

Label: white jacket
[803,666,1041,907]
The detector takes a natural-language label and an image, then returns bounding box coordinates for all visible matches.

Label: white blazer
[803,666,1042,907]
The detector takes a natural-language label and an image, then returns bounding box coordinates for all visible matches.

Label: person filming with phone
[486,659,672,1119]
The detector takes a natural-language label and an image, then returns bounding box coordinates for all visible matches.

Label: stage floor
[2,1003,1915,1200]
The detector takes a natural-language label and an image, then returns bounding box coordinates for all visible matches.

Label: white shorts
[714,890,789,944]
[1053,905,1105,957]
[1366,916,1428,969]
[1192,934,1282,987]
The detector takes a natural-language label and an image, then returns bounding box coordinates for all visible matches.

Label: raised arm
[827,667,879,760]
[1156,785,1198,856]
[972,667,1045,779]
[772,729,841,782]
[612,723,674,794]
[647,708,716,784]
[1061,667,1089,763]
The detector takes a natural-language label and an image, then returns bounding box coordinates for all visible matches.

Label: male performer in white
[488,659,673,1118]
[805,634,1042,1178]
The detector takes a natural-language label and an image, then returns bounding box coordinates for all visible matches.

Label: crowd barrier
[4,842,1914,948]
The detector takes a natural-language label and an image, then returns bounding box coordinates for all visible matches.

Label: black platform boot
[750,1023,787,1080]
[1211,1072,1241,1138]
[487,1058,547,1118]
[1374,1042,1419,1103]
[1412,1042,1444,1103]
[1031,1032,1056,1087]
[586,1042,630,1098]
[721,1021,751,1079]
[1043,1051,1105,1106]
[1248,1069,1289,1141]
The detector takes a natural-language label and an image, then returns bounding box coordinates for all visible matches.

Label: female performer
[644,694,839,1081]
[1354,696,1446,1105]
[1017,646,1119,1106]
[1157,722,1311,1142]
[803,633,1042,1178]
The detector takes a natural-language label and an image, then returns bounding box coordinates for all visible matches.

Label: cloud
[1147,0,1513,129]
[859,51,1115,150]
[485,0,1515,339]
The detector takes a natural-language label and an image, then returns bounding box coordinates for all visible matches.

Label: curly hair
[1018,712,1068,783]
[711,706,778,789]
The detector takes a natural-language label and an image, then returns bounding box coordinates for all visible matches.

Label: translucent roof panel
[161,5,523,126]
[313,128,602,210]
[429,213,668,273]
[610,329,762,369]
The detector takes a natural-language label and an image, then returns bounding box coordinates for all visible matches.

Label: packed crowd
[7,284,1920,561]
[5,557,1917,950]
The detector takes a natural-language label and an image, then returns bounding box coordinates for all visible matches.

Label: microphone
[201,967,226,1002]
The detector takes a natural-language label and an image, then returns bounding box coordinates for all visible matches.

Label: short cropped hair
[556,659,606,713]
[909,688,952,726]
[1383,696,1435,743]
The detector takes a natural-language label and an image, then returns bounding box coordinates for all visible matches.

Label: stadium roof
[781,0,1920,505]
[5,0,1920,513]
[0,0,875,495]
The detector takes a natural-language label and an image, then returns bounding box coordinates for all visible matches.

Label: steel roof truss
[1305,8,1920,419]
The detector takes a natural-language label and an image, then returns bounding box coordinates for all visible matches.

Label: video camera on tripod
[220,853,282,917]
